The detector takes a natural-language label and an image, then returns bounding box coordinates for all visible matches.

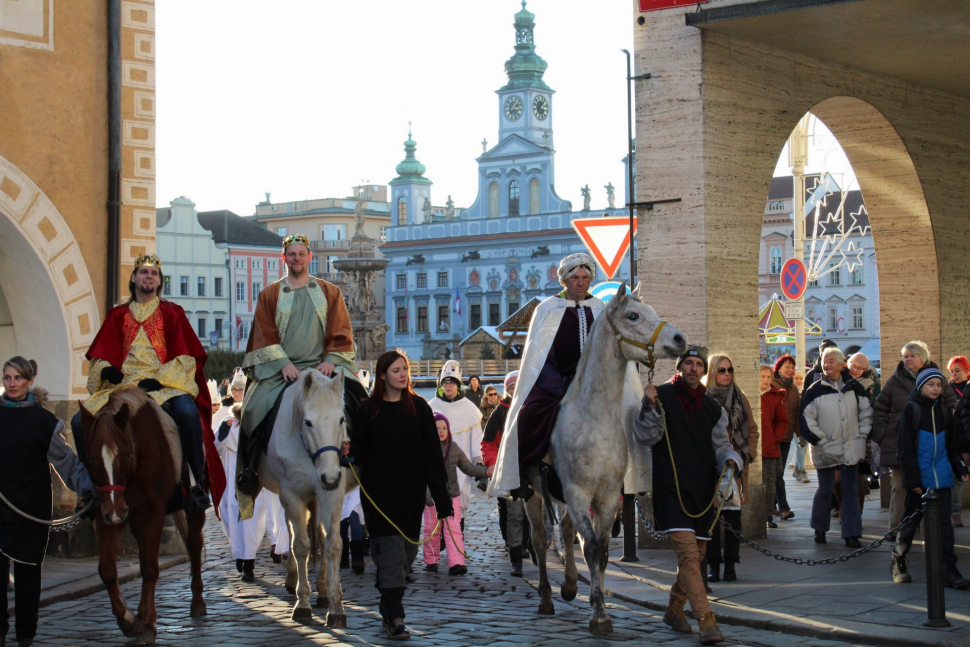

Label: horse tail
[171,510,190,553]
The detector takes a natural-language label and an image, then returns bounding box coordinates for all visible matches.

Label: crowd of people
[3,241,970,646]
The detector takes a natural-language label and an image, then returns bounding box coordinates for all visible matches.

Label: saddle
[111,388,182,482]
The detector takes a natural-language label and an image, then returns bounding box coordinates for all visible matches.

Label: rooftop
[197,209,284,248]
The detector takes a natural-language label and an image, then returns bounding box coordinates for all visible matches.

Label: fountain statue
[331,220,390,360]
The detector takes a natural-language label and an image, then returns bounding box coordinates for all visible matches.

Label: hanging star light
[839,241,866,272]
[804,172,871,287]
[844,204,871,237]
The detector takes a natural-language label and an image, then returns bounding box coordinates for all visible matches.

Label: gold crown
[134,254,162,268]
[282,234,310,250]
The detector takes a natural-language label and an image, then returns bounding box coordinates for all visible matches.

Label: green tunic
[241,285,325,435]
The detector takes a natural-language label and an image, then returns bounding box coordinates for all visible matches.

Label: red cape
[87,299,226,517]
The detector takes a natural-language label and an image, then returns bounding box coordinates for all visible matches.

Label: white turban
[557,253,595,286]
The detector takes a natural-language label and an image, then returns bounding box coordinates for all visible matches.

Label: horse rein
[604,310,667,383]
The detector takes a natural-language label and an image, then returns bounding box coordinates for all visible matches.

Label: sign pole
[789,115,810,369]
[623,49,636,286]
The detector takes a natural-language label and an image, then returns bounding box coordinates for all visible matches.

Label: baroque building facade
[381,2,632,360]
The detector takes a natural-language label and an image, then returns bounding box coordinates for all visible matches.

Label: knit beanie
[433,411,451,439]
[676,345,709,372]
[915,367,945,393]
[504,370,519,393]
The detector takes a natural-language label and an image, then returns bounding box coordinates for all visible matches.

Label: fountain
[331,191,390,360]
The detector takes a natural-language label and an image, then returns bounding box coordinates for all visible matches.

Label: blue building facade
[381,2,632,359]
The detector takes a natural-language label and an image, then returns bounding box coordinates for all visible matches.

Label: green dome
[390,126,431,185]
[500,1,551,92]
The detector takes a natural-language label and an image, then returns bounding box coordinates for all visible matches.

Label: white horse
[257,368,350,627]
[524,284,687,635]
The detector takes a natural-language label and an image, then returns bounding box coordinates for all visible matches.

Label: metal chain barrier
[633,495,921,565]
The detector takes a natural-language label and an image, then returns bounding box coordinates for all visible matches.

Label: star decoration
[844,204,871,237]
[839,241,865,272]
[817,210,844,241]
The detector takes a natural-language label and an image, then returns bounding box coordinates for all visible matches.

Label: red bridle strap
[96,485,126,494]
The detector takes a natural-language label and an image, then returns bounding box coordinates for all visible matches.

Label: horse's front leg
[559,510,579,602]
[564,485,612,636]
[314,516,328,609]
[186,509,208,617]
[319,493,347,628]
[130,509,163,645]
[96,520,136,637]
[281,492,313,622]
[525,493,554,615]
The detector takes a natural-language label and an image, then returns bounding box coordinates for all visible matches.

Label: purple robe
[517,303,594,465]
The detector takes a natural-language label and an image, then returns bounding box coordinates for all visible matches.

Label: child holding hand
[423,412,490,575]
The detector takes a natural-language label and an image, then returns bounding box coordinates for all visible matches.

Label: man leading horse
[236,234,367,507]
[71,254,224,516]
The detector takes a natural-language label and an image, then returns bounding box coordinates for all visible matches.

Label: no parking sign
[780,259,807,301]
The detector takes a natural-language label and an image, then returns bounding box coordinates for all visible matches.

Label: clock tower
[497,1,554,148]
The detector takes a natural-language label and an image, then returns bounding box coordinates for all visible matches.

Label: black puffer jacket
[872,360,957,467]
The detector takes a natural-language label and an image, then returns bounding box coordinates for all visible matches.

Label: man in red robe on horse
[70,254,225,516]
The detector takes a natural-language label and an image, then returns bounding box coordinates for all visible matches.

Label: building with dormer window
[381,1,633,360]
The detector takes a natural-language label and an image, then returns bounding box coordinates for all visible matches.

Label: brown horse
[80,388,207,645]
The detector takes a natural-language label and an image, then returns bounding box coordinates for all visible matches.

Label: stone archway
[0,155,100,401]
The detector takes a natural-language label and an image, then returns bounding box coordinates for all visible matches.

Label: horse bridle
[93,414,136,496]
[300,416,351,466]
[604,309,668,383]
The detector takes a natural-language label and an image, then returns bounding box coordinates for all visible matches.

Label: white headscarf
[557,253,595,286]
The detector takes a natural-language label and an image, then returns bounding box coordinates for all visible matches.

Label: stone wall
[633,5,970,535]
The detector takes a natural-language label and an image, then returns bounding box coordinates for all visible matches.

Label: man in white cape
[488,253,651,499]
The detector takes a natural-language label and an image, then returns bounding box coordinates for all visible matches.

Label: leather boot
[340,540,350,569]
[722,560,737,582]
[241,559,255,582]
[510,545,524,577]
[892,555,912,583]
[662,598,692,634]
[350,540,365,574]
[697,612,724,644]
[707,561,720,582]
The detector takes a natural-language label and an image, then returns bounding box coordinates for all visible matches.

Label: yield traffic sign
[571,216,637,280]
[780,258,808,301]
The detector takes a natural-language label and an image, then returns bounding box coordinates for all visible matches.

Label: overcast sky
[155,1,854,217]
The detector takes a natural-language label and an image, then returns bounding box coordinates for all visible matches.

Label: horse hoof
[326,613,347,629]
[118,610,138,637]
[589,618,613,636]
[538,600,556,615]
[134,627,157,645]
[315,595,329,608]
[561,581,578,602]
[190,600,207,617]
[292,606,313,623]
[285,584,296,595]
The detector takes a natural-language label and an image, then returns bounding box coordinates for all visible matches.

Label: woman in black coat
[1,357,93,647]
[351,350,453,641]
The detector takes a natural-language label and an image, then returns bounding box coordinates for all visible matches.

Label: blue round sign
[590,281,631,303]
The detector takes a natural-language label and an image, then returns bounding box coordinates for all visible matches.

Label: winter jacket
[479,396,500,427]
[481,396,511,467]
[0,388,94,565]
[760,385,788,459]
[855,367,881,404]
[465,381,484,409]
[426,438,489,505]
[772,375,801,442]
[896,389,970,491]
[872,361,957,467]
[799,368,872,469]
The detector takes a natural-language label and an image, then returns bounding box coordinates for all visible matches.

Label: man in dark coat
[633,346,742,644]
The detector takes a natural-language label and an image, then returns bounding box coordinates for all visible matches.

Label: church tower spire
[500,1,551,91]
[389,124,432,225]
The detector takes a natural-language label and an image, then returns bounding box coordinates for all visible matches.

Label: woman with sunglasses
[479,385,501,423]
[703,354,758,583]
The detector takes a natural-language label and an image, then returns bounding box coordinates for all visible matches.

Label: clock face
[533,95,549,120]
[504,96,523,121]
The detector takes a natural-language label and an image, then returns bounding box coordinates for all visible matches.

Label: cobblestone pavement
[32,491,873,647]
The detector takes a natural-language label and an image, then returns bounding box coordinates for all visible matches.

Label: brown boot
[663,599,692,634]
[697,612,724,644]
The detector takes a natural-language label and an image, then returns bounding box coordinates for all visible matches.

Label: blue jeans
[794,441,806,470]
[811,464,862,538]
[72,393,205,485]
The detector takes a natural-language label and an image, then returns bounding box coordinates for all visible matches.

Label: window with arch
[769,246,782,274]
[529,178,540,214]
[508,180,520,217]
[397,196,407,225]
[488,183,499,218]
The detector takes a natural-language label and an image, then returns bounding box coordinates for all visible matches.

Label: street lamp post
[622,49,650,287]
[789,115,810,370]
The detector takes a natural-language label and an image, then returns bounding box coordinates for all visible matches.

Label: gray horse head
[604,281,687,364]
[297,369,347,492]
